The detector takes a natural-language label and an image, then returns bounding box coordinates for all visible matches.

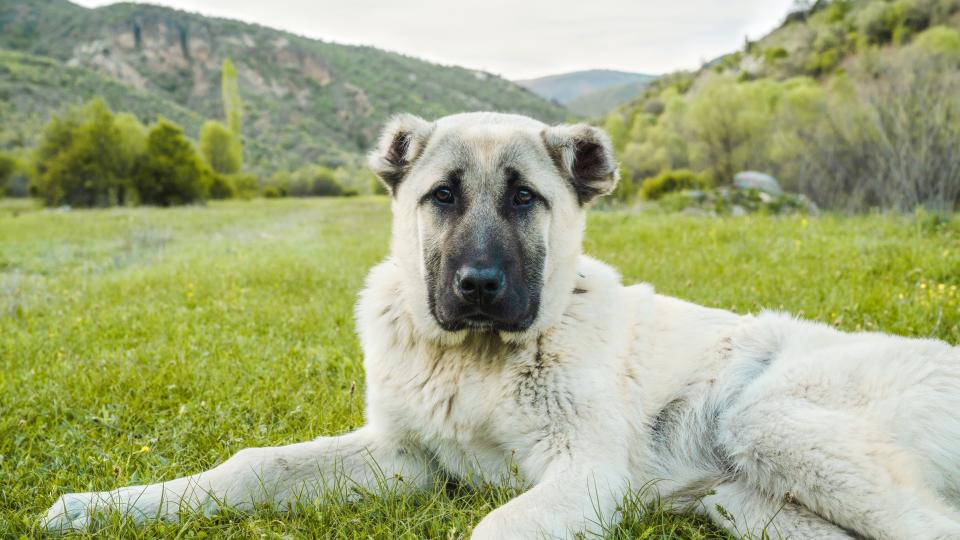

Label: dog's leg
[470,457,628,539]
[43,427,433,532]
[720,399,960,540]
[702,480,853,539]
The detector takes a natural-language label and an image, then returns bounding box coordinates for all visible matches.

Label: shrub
[805,48,842,75]
[639,169,710,201]
[0,152,15,196]
[134,118,209,206]
[656,187,816,216]
[642,99,665,116]
[764,47,789,65]
[893,0,932,32]
[262,171,290,197]
[29,99,142,207]
[199,120,242,175]
[229,173,259,199]
[858,2,896,44]
[288,166,344,197]
[208,172,236,200]
[911,25,960,56]
[824,0,853,23]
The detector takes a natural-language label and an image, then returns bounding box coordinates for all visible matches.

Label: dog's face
[370,113,618,339]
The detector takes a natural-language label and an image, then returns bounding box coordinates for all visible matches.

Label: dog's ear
[541,124,619,205]
[368,114,434,195]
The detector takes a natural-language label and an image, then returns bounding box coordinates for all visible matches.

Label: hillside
[517,69,656,108]
[0,49,204,150]
[0,0,566,172]
[565,79,654,116]
[602,0,960,211]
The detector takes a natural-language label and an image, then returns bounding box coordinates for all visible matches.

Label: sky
[72,0,797,80]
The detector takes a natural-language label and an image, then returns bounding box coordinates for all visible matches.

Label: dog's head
[369,112,618,341]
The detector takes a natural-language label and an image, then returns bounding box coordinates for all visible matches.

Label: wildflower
[139,445,150,453]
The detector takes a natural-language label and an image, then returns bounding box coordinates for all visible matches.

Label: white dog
[45,113,960,539]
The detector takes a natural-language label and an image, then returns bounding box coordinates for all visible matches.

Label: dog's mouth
[462,313,497,328]
[434,308,536,333]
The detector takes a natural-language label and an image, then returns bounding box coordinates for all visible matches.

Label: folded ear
[541,124,619,205]
[368,114,434,195]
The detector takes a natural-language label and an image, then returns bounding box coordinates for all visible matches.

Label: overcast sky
[73,0,796,79]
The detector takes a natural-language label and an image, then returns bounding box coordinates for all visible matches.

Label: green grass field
[2,197,958,538]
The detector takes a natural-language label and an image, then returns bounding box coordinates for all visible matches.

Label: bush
[208,172,236,200]
[262,171,290,197]
[134,118,209,206]
[29,99,142,207]
[657,187,817,216]
[764,47,789,65]
[0,152,15,196]
[858,2,896,44]
[639,169,710,201]
[911,25,960,56]
[199,120,242,175]
[229,173,259,199]
[288,166,344,197]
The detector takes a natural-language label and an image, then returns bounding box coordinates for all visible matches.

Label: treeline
[0,99,377,205]
[607,1,960,213]
[22,98,248,206]
[0,58,375,206]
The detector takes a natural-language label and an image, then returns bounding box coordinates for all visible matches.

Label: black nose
[455,266,506,305]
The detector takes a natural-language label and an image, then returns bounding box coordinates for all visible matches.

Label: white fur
[45,114,960,539]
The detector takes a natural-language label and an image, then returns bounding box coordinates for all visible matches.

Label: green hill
[603,0,960,211]
[0,49,204,150]
[0,0,567,173]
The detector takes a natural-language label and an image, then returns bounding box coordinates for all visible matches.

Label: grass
[1,197,958,538]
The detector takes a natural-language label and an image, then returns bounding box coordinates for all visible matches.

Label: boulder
[734,171,783,196]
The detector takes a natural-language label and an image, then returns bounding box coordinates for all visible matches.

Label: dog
[45,112,960,539]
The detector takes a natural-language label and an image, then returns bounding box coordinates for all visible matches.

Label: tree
[220,58,244,172]
[221,59,243,136]
[114,113,148,160]
[30,99,138,207]
[199,120,241,175]
[134,118,209,206]
[686,75,780,184]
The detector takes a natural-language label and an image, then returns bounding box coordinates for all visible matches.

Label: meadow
[1,197,958,539]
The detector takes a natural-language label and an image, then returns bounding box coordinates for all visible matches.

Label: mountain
[0,49,206,149]
[564,79,654,117]
[517,69,657,110]
[0,0,567,173]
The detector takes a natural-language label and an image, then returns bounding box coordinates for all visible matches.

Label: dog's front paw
[43,492,101,532]
[472,509,542,540]
[471,513,507,540]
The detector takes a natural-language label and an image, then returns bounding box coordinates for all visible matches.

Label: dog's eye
[513,188,534,207]
[433,187,454,204]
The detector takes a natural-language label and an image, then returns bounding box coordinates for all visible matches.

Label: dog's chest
[371,335,570,482]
